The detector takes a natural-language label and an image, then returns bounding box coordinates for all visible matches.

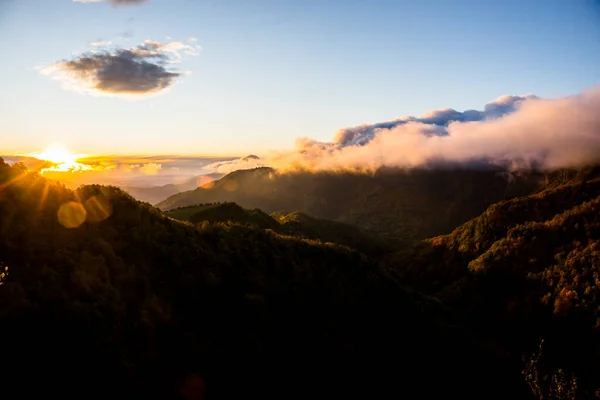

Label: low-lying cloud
[73,0,148,5]
[139,162,162,175]
[1,155,237,188]
[205,155,265,174]
[42,39,200,97]
[217,86,600,173]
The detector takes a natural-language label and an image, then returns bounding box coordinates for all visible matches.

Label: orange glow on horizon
[28,144,92,173]
[35,145,78,164]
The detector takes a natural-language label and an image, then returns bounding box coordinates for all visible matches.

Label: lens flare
[84,195,112,223]
[57,202,87,228]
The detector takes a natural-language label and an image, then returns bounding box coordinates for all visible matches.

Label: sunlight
[37,144,76,165]
[30,144,92,173]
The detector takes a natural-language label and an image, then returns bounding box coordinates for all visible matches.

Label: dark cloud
[42,40,200,97]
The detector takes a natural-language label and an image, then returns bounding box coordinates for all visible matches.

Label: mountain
[157,166,545,242]
[121,172,223,205]
[6,156,600,398]
[272,211,393,256]
[166,202,392,255]
[166,202,281,230]
[388,166,600,397]
[0,158,528,399]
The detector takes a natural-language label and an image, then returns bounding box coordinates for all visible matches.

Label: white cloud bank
[216,86,600,173]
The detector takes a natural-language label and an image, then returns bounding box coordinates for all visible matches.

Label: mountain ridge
[4,158,600,398]
[0,158,527,399]
[156,166,546,242]
[385,167,600,395]
[165,202,392,255]
[121,172,224,204]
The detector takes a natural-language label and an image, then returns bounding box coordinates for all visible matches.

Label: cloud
[139,163,162,175]
[4,155,237,188]
[41,40,200,97]
[90,40,112,47]
[143,40,201,58]
[73,0,148,5]
[332,94,537,147]
[205,155,265,174]
[218,86,600,173]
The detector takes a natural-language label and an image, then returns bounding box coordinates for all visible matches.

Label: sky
[0,0,599,157]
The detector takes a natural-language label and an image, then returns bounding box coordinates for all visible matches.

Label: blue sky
[0,0,599,156]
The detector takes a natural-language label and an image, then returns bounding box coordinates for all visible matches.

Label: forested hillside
[5,0,599,398]
[389,168,600,398]
[166,202,391,255]
[0,159,528,399]
[122,172,224,205]
[5,157,600,398]
[156,167,544,242]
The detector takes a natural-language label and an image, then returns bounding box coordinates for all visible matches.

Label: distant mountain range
[121,172,224,204]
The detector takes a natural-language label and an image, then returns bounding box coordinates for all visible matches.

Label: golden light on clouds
[139,162,162,175]
[30,144,93,173]
[36,144,78,164]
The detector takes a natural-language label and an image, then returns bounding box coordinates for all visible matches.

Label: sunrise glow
[36,145,77,164]
[30,145,91,173]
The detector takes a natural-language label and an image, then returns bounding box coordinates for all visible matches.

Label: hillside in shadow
[157,166,545,242]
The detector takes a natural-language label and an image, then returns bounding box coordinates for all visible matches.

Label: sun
[37,145,77,165]
[30,145,90,173]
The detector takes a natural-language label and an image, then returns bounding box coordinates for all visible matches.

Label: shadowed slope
[0,159,527,399]
[157,166,545,242]
[388,168,600,396]
[166,202,392,255]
